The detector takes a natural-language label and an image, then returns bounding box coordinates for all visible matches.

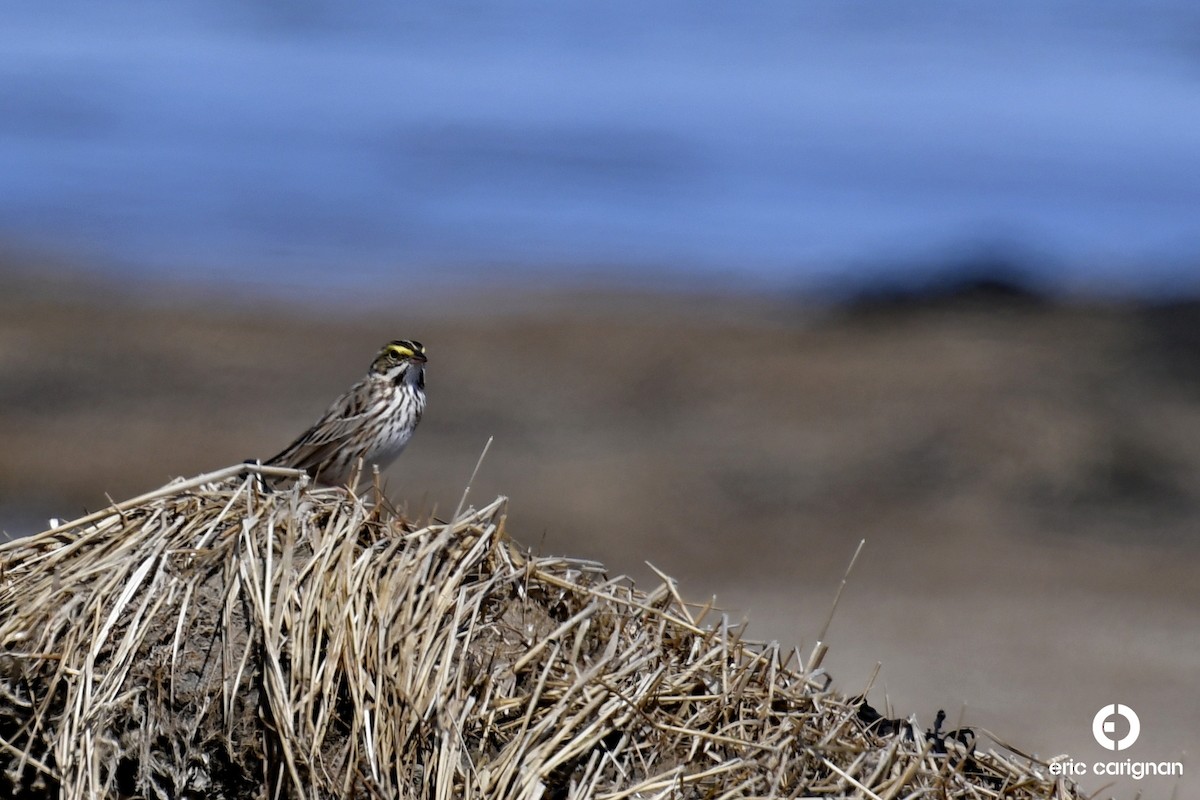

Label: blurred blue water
[2,1,1199,295]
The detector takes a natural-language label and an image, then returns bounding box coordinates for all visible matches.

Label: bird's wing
[266,378,376,467]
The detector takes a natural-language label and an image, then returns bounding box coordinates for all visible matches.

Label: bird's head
[371,339,427,385]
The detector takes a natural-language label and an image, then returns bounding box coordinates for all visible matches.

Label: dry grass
[0,465,1086,799]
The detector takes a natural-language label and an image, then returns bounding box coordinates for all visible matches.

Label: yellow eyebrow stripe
[387,345,415,358]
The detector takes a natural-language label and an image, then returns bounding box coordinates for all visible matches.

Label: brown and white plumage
[266,339,427,485]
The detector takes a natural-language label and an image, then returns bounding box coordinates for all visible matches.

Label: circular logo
[1092,704,1140,750]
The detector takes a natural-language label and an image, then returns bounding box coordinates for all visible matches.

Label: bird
[265,339,427,486]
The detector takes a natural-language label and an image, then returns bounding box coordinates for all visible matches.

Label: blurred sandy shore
[1,267,1196,797]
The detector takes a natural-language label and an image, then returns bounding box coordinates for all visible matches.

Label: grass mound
[0,465,1082,799]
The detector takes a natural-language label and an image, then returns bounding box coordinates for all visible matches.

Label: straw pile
[0,465,1084,799]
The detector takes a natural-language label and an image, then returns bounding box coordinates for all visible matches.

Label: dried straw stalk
[0,465,1085,799]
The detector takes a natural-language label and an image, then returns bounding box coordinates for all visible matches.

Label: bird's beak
[411,351,427,364]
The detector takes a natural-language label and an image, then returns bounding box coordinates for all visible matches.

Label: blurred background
[1,2,1197,796]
